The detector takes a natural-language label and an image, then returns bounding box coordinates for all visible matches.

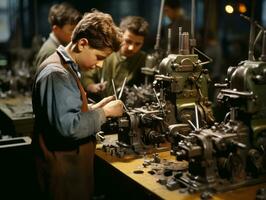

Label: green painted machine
[154,22,214,127]
[217,14,266,149]
[165,12,266,193]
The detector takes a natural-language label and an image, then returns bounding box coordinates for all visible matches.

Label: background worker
[34,2,81,68]
[162,0,190,53]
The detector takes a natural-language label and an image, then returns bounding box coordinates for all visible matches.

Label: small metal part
[200,191,213,200]
[174,171,183,179]
[157,177,167,185]
[179,188,187,193]
[133,169,144,174]
[166,177,180,191]
[148,170,156,175]
[87,97,96,104]
[180,32,190,55]
[96,131,105,142]
[163,169,173,177]
[256,188,266,200]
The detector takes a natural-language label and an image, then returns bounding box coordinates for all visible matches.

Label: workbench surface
[95,140,266,200]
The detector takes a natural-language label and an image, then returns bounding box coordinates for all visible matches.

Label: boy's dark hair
[119,16,149,37]
[71,11,122,52]
[48,2,82,27]
[164,0,181,9]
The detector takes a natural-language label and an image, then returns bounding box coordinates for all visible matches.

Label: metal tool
[111,79,118,100]
[118,77,127,100]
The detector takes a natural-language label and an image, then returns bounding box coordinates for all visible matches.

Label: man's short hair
[48,2,82,27]
[119,16,149,37]
[71,10,122,52]
[164,0,181,9]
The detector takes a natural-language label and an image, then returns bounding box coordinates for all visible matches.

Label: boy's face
[120,30,144,58]
[53,24,76,46]
[76,39,112,71]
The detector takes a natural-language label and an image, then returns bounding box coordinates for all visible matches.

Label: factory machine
[101,98,172,157]
[165,13,266,193]
[125,0,214,127]
[152,0,214,129]
[154,29,214,127]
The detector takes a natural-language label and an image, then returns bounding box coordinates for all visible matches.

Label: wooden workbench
[95,140,266,200]
[0,95,34,137]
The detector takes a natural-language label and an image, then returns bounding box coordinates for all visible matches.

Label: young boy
[32,10,124,200]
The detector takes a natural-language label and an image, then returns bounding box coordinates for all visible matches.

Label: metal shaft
[195,104,199,129]
[191,0,195,40]
[248,0,256,61]
[180,32,190,55]
[166,28,172,55]
[111,79,117,99]
[118,77,127,99]
[261,30,266,61]
[154,0,165,51]
[190,0,195,54]
[178,27,182,53]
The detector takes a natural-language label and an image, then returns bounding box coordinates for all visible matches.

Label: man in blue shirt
[32,10,123,200]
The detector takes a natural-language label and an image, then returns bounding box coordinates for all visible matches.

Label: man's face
[120,30,144,58]
[77,40,112,71]
[54,24,76,46]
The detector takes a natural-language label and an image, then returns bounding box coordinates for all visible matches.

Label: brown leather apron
[34,52,95,200]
